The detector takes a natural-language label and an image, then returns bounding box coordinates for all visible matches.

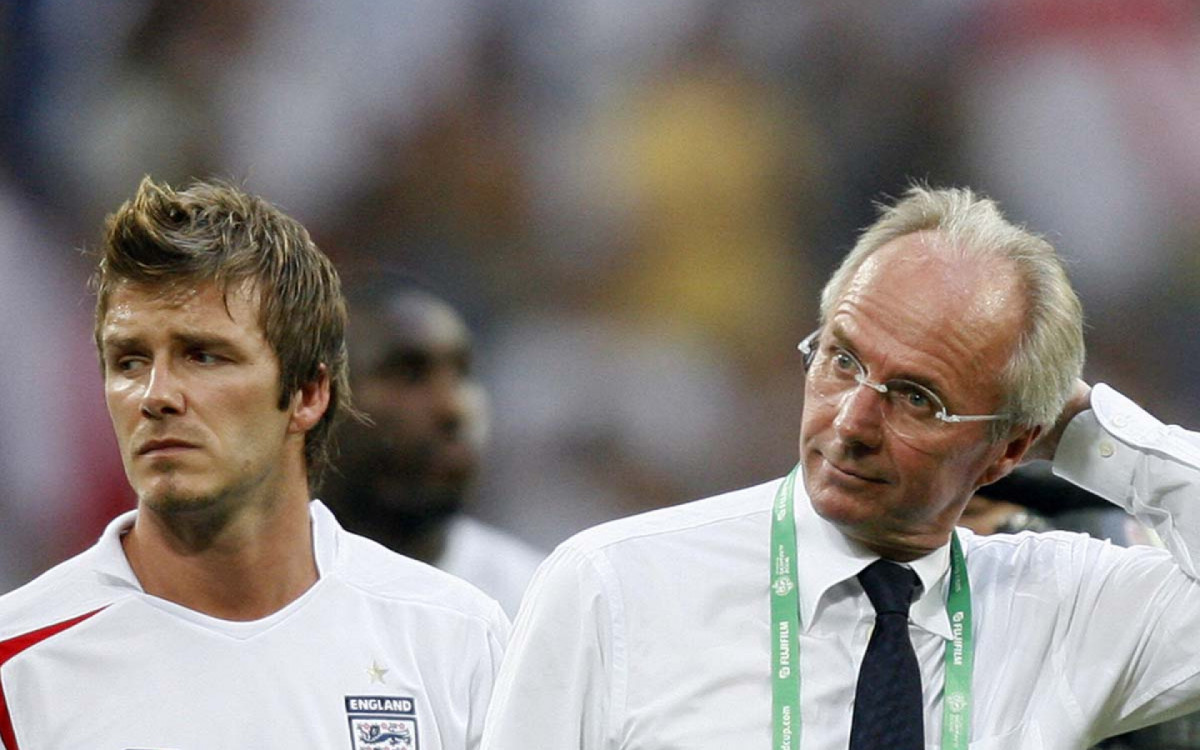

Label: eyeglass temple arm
[938,413,1008,423]
[802,330,1010,425]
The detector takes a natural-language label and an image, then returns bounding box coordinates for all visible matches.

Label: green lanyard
[771,466,973,749]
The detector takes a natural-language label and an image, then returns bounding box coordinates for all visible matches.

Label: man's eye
[190,350,222,365]
[116,357,146,373]
[890,383,936,413]
[831,351,858,374]
[454,354,473,378]
[399,363,430,384]
[379,351,431,384]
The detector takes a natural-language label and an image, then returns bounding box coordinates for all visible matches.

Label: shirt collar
[90,501,339,586]
[791,476,955,641]
[308,499,340,577]
[91,509,142,589]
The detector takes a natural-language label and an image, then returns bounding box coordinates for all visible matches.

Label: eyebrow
[100,331,242,355]
[374,342,472,369]
[99,334,140,353]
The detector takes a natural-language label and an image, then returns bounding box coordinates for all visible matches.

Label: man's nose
[832,382,885,447]
[428,369,472,428]
[140,362,186,419]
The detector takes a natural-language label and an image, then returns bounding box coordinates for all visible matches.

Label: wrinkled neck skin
[838,518,956,563]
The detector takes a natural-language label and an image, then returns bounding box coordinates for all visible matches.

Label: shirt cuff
[1052,383,1153,512]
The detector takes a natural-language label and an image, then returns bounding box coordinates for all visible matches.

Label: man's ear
[288,364,331,434]
[978,424,1043,488]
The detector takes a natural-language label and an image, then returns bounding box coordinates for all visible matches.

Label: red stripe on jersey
[0,609,105,750]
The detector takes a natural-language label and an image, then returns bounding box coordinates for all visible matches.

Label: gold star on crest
[367,660,389,684]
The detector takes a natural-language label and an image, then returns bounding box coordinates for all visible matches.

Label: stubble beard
[135,461,279,549]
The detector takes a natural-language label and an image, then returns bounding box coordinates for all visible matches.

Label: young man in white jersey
[0,177,508,749]
[322,273,543,618]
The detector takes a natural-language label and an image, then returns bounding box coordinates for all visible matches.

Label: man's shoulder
[960,525,1088,555]
[331,526,508,627]
[511,480,781,629]
[561,476,782,557]
[0,547,130,643]
[440,517,544,619]
[446,518,544,576]
[958,524,1135,579]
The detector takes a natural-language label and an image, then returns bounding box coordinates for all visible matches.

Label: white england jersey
[0,501,509,750]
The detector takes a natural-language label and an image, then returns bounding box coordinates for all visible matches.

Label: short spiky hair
[93,175,354,489]
[821,184,1085,436]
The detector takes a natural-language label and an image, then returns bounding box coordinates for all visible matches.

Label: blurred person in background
[966,463,1155,542]
[483,185,1200,749]
[323,272,544,617]
[962,464,1073,536]
[0,177,507,748]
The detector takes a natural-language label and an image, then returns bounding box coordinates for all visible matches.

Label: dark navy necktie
[849,560,924,750]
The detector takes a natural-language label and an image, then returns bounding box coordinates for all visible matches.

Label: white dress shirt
[482,384,1200,749]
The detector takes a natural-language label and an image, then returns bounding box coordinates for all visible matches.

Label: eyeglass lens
[805,347,945,441]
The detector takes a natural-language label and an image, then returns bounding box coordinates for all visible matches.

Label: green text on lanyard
[770,466,973,750]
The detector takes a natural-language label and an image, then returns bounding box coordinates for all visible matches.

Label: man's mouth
[428,441,477,477]
[825,456,888,485]
[137,438,198,456]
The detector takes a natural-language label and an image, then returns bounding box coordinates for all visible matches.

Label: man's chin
[807,481,884,528]
[136,479,225,516]
[141,492,221,514]
[384,484,465,522]
[334,474,465,523]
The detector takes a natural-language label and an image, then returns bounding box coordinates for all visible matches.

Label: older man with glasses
[482,184,1200,750]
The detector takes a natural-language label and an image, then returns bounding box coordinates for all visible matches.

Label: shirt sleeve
[481,542,621,750]
[1055,382,1200,577]
[467,601,512,750]
[1050,383,1200,735]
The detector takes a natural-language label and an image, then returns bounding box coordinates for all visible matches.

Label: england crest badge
[345,696,419,749]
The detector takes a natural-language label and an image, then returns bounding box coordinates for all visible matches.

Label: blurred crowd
[2,0,1200,590]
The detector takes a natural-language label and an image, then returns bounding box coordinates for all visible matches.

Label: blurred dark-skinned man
[323,273,542,617]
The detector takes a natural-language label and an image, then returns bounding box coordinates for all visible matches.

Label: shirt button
[1099,441,1116,458]
[1113,414,1129,428]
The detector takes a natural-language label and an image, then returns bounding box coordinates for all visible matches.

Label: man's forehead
[109,276,259,309]
[357,294,470,350]
[859,231,962,278]
[347,292,469,372]
[101,279,262,338]
[832,232,1024,377]
[854,233,1019,307]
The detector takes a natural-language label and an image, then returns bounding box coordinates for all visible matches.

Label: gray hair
[819,184,1084,436]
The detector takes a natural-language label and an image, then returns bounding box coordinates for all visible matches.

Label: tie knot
[858,560,918,616]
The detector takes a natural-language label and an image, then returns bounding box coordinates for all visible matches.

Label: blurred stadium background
[2,0,1199,590]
